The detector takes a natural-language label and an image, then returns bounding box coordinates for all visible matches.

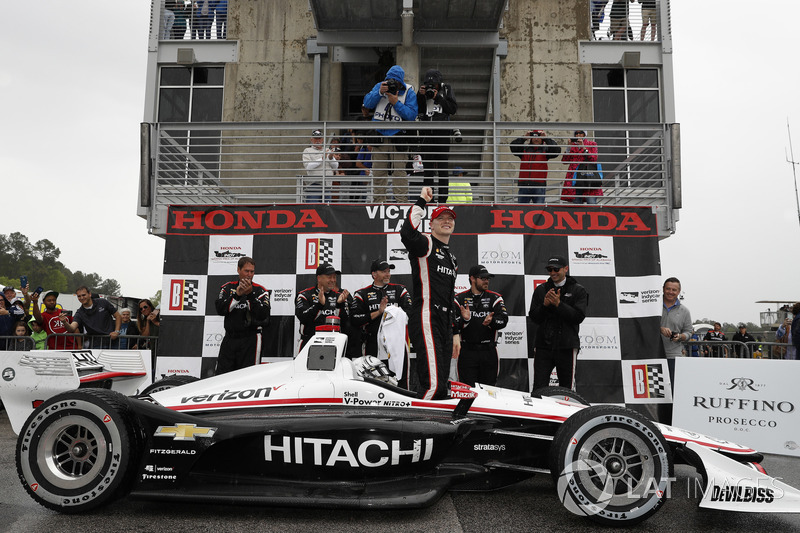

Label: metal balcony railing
[142,121,678,209]
[150,2,665,44]
[154,1,228,41]
[591,0,662,42]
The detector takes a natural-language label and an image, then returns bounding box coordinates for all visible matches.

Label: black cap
[315,263,340,276]
[546,255,568,269]
[370,259,395,272]
[312,129,323,137]
[468,265,494,278]
[3,286,14,292]
[42,290,60,300]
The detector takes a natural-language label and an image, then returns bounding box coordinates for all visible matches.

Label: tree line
[0,232,122,296]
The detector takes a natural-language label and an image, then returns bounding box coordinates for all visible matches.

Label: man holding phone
[27,289,81,350]
[510,129,560,204]
[660,277,692,384]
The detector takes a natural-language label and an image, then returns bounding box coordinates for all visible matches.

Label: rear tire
[550,405,672,525]
[15,389,140,513]
[531,386,590,406]
[140,375,200,396]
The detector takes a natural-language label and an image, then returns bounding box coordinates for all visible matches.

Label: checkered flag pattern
[183,280,199,311]
[160,204,665,412]
[318,238,334,265]
[647,365,665,399]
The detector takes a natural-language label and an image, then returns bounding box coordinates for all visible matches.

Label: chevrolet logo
[154,424,217,441]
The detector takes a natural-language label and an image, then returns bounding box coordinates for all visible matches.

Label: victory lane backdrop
[159,203,664,412]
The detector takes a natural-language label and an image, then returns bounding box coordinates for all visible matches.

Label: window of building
[158,66,224,122]
[592,68,659,123]
[157,66,224,184]
[592,68,662,188]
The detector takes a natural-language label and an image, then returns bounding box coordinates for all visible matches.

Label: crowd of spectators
[0,282,159,352]
[592,0,659,41]
[161,1,227,40]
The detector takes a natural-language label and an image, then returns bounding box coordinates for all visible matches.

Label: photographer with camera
[561,130,601,204]
[416,69,458,204]
[510,129,561,204]
[363,65,419,203]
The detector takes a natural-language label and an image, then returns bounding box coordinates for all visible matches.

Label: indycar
[2,326,800,525]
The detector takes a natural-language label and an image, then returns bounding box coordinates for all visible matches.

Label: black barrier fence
[0,335,36,351]
[682,340,796,360]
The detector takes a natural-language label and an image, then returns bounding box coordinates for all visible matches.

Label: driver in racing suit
[400,187,459,400]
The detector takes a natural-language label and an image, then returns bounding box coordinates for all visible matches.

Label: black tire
[15,389,140,513]
[531,386,590,406]
[550,405,673,526]
[139,374,200,396]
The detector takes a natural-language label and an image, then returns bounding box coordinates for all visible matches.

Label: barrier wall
[157,203,665,407]
[673,358,800,457]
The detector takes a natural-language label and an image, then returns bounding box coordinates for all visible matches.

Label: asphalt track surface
[1,410,799,533]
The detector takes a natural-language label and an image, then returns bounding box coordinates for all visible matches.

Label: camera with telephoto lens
[423,83,440,100]
[385,79,400,95]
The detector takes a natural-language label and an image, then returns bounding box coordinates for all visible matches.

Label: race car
[2,326,799,525]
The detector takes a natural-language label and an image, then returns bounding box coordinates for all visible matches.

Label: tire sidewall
[531,386,590,406]
[553,406,671,525]
[16,393,129,511]
[140,375,199,396]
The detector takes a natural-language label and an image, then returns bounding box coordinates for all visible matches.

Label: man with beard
[528,255,588,391]
[454,265,508,387]
[28,289,80,350]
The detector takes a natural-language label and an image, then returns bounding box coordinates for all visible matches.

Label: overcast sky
[2,2,798,326]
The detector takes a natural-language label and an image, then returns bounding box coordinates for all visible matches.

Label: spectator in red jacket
[561,130,601,204]
[510,130,561,204]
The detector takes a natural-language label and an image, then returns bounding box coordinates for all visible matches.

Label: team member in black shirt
[214,256,271,375]
[528,255,588,390]
[351,259,412,357]
[454,265,508,386]
[295,263,350,350]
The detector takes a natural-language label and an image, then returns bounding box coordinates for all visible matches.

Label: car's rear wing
[0,350,152,434]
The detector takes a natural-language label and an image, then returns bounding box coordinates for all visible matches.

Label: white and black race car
[2,325,799,525]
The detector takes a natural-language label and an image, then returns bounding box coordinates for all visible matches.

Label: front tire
[15,389,139,513]
[550,405,672,526]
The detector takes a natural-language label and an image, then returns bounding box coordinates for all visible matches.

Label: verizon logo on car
[264,436,433,467]
[180,387,271,403]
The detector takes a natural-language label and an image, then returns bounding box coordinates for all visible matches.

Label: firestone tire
[531,386,590,406]
[550,405,673,526]
[15,389,139,513]
[140,375,200,396]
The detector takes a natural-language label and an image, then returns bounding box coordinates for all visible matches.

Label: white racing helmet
[352,356,398,386]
